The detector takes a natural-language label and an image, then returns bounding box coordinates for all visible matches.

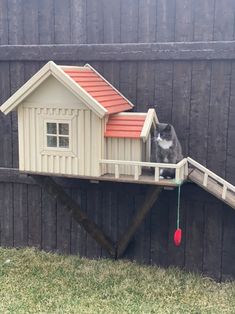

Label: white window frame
[44,119,72,152]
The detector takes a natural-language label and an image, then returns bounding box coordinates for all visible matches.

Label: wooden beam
[1,41,235,61]
[116,186,162,258]
[31,175,115,257]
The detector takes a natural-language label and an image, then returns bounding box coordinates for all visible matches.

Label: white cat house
[1,61,177,183]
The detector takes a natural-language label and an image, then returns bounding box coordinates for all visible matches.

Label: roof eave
[140,108,159,142]
[0,61,108,119]
[0,62,52,115]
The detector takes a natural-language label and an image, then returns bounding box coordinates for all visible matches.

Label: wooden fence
[0,0,235,281]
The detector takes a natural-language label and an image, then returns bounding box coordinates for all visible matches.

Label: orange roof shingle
[63,68,132,114]
[105,114,147,138]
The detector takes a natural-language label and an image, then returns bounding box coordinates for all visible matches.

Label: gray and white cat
[151,123,183,178]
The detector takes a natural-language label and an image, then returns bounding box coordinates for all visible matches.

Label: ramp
[187,157,235,210]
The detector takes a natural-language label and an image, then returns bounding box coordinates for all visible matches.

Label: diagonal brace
[116,186,162,258]
[32,175,115,257]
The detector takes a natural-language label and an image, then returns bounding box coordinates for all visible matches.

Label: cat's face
[153,124,172,142]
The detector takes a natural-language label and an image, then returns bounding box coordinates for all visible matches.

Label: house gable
[0,61,107,118]
[24,75,87,110]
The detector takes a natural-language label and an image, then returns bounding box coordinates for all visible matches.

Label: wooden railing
[187,157,235,200]
[100,158,188,182]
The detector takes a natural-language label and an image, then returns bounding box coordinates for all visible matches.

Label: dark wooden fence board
[150,191,170,267]
[41,191,57,252]
[28,184,42,248]
[0,0,235,281]
[0,0,8,45]
[38,0,55,44]
[193,0,215,41]
[0,183,14,247]
[156,0,175,42]
[188,61,211,164]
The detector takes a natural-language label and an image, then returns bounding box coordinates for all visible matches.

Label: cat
[150,123,183,178]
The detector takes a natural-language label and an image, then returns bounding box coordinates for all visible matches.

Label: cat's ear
[165,124,171,132]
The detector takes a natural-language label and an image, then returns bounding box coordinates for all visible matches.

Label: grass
[0,248,235,314]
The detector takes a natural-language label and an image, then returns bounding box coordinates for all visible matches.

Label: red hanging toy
[174,184,182,246]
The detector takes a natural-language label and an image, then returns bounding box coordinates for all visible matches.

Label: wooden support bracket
[32,175,115,258]
[32,175,162,259]
[116,186,162,258]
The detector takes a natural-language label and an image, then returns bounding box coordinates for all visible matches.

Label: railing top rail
[100,158,188,169]
[187,157,235,193]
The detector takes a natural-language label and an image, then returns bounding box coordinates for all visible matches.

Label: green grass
[0,248,235,314]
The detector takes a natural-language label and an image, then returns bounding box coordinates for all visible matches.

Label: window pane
[47,136,57,147]
[47,123,57,134]
[59,123,69,135]
[59,136,69,148]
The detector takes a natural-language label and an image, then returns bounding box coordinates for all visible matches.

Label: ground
[0,247,235,314]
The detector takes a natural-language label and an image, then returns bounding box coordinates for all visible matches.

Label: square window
[45,121,70,150]
[59,136,69,148]
[59,123,69,135]
[47,135,57,147]
[47,122,57,134]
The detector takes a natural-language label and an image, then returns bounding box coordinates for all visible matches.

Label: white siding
[18,104,103,177]
[105,137,142,175]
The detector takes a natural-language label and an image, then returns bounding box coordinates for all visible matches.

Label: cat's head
[153,123,173,142]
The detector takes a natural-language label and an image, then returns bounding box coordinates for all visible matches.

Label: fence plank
[138,0,157,42]
[156,0,175,42]
[150,191,170,267]
[38,0,54,44]
[54,0,71,44]
[0,183,14,247]
[188,61,211,164]
[103,0,121,43]
[71,0,87,44]
[0,0,8,44]
[87,0,104,44]
[23,0,39,44]
[28,184,42,248]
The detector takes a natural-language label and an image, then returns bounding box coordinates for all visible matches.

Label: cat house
[0,61,162,181]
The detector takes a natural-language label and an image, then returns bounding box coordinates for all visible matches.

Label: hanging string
[177,184,181,229]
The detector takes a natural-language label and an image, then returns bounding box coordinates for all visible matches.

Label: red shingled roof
[105,114,147,138]
[63,67,132,114]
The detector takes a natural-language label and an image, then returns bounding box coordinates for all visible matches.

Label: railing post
[115,164,119,179]
[203,173,208,187]
[154,167,160,181]
[175,168,180,181]
[184,161,188,177]
[222,185,227,200]
[134,165,139,180]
